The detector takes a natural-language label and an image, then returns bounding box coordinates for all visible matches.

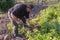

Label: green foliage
[0,0,15,11]
[27,3,60,40]
[7,2,60,40]
[18,26,24,34]
[7,22,14,33]
[24,0,36,4]
[7,22,24,34]
[0,11,3,14]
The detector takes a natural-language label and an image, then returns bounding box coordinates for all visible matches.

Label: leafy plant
[26,2,60,40]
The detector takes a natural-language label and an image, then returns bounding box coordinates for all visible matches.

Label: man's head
[26,4,34,12]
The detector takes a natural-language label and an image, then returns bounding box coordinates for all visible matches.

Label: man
[8,3,34,37]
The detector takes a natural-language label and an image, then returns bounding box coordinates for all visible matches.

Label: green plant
[26,2,60,40]
[0,0,15,11]
[7,22,24,34]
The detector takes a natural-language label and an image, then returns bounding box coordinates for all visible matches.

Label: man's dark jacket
[8,4,29,19]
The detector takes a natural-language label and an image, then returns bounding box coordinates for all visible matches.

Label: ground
[0,13,9,40]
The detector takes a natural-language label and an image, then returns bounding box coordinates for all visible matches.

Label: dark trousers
[8,11,26,36]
